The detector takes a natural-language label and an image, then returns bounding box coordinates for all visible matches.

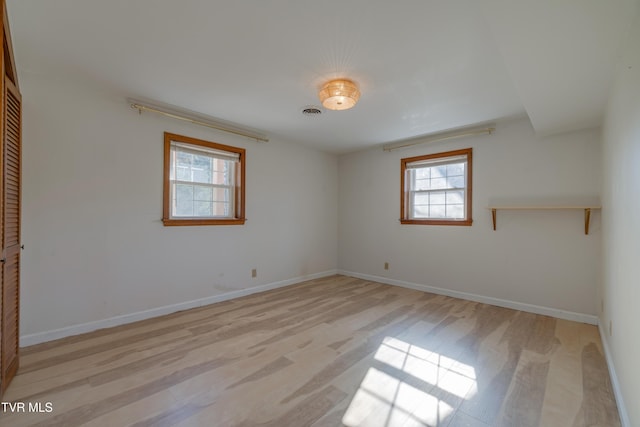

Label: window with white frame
[401,148,472,226]
[163,133,245,226]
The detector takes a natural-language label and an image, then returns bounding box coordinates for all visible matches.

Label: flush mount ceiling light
[318,79,360,111]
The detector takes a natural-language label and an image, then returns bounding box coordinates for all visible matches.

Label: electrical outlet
[251,268,257,278]
[384,262,389,270]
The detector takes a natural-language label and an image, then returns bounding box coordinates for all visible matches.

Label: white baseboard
[598,321,631,427]
[20,269,338,347]
[337,270,598,325]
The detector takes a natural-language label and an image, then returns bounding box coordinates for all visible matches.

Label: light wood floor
[1,275,620,427]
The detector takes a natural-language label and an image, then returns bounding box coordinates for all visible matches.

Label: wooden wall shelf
[487,206,601,235]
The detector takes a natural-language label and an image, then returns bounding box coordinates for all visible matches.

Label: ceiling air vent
[302,106,322,116]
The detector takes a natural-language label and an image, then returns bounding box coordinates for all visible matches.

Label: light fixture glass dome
[318,79,360,111]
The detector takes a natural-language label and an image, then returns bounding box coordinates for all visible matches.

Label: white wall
[601,13,640,427]
[338,117,601,317]
[20,71,338,342]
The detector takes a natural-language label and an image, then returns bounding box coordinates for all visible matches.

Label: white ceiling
[7,0,639,153]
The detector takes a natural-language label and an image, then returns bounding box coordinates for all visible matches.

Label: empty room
[0,0,639,426]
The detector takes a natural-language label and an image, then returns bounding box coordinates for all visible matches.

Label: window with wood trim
[163,133,245,226]
[401,148,472,226]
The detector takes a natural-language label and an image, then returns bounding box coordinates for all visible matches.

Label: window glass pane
[447,163,464,176]
[213,171,230,185]
[175,152,193,182]
[175,150,193,181]
[413,205,429,218]
[193,154,210,167]
[213,187,230,203]
[176,165,190,181]
[213,159,233,185]
[429,192,446,205]
[430,177,448,190]
[176,184,193,201]
[432,165,447,178]
[175,184,194,216]
[175,203,193,217]
[172,150,235,185]
[414,178,431,191]
[194,201,213,217]
[176,151,192,167]
[446,190,464,204]
[447,176,464,188]
[192,156,212,183]
[447,204,464,218]
[415,168,430,179]
[429,205,446,218]
[194,185,213,202]
[172,185,232,218]
[213,202,230,217]
[413,193,430,205]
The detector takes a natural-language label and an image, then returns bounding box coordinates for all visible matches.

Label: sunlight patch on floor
[342,336,477,426]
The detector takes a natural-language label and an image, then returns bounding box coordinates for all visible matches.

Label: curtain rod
[382,125,495,152]
[128,99,269,143]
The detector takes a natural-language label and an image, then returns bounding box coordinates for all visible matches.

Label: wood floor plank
[0,275,620,427]
[537,320,585,427]
[497,356,550,427]
[576,343,620,427]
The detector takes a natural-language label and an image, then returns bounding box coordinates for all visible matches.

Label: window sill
[162,218,246,226]
[400,219,473,226]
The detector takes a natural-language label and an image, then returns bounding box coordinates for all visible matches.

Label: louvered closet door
[1,76,20,394]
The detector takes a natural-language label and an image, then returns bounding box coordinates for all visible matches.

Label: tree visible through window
[163,133,245,226]
[401,148,472,226]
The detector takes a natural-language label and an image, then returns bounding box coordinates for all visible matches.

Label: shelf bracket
[584,208,591,235]
[491,208,497,231]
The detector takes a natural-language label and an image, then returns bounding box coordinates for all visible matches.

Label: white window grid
[407,157,468,220]
[169,142,238,219]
